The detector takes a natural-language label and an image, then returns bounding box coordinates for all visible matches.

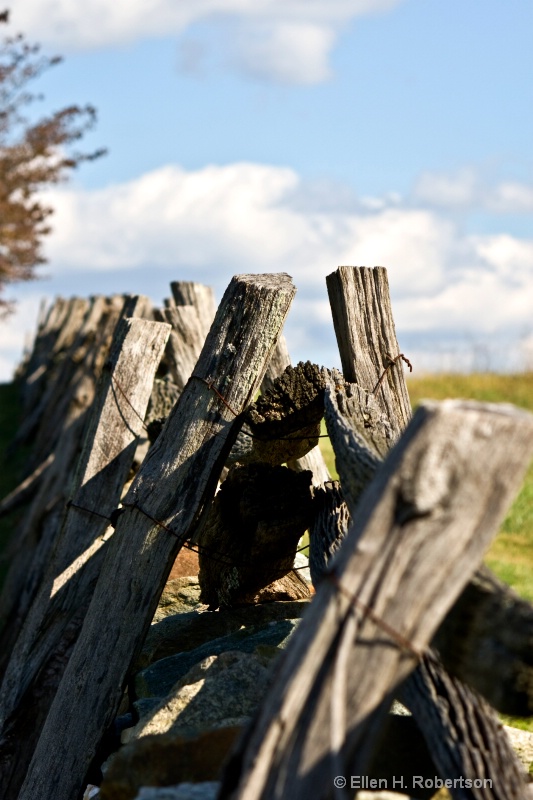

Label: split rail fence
[0,270,532,800]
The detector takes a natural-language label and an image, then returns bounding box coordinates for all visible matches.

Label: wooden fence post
[261,334,331,486]
[325,267,531,796]
[326,266,411,440]
[323,379,529,798]
[18,273,295,800]
[218,399,533,800]
[0,296,149,669]
[0,317,170,799]
[170,280,216,339]
[158,281,216,391]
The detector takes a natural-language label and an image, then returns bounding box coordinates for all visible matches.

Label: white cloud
[13,0,403,84]
[232,21,335,84]
[413,169,533,214]
[40,163,454,300]
[2,160,532,381]
[488,183,533,214]
[413,169,479,208]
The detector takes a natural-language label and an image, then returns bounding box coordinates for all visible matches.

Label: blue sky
[1,0,532,379]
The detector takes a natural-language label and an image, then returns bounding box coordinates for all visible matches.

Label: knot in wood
[246,361,326,440]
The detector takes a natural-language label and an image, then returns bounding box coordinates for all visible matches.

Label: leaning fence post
[18,273,296,800]
[325,266,530,796]
[170,279,216,340]
[323,379,529,798]
[0,295,139,669]
[0,317,170,800]
[219,399,533,800]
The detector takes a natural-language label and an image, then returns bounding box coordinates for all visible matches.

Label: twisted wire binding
[67,496,424,659]
[326,567,424,660]
[66,498,310,575]
[372,352,412,396]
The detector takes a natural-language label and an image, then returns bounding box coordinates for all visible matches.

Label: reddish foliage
[0,9,106,313]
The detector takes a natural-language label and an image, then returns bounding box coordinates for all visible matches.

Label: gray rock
[134,784,219,800]
[100,728,240,799]
[152,578,203,624]
[139,599,310,670]
[82,787,100,800]
[135,618,299,699]
[125,651,272,743]
[133,698,163,719]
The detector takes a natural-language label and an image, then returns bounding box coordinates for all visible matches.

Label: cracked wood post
[218,400,533,800]
[326,265,411,441]
[325,266,528,795]
[324,376,533,719]
[0,317,170,800]
[18,273,295,800]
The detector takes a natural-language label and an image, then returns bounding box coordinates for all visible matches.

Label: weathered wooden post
[0,295,148,668]
[323,380,529,798]
[158,282,216,392]
[170,279,216,339]
[261,334,330,485]
[0,317,170,799]
[18,273,296,800]
[322,369,533,717]
[324,266,528,796]
[218,399,533,800]
[326,265,411,440]
[17,296,76,412]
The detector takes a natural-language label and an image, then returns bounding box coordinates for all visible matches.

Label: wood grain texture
[19,273,295,800]
[0,295,136,669]
[219,400,533,800]
[170,280,216,339]
[228,362,326,468]
[163,304,205,391]
[198,463,314,608]
[0,318,170,800]
[401,654,527,800]
[432,566,533,717]
[324,375,533,717]
[261,336,330,486]
[324,364,530,796]
[326,266,411,440]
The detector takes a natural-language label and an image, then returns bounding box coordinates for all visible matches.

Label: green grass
[318,418,337,478]
[407,372,533,601]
